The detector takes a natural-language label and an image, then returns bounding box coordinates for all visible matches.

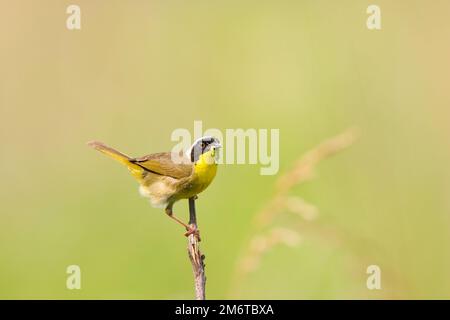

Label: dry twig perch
[187,197,206,300]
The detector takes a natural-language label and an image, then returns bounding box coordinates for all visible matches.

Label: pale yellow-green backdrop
[1,0,450,299]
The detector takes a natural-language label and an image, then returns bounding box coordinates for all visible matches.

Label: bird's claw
[184,225,201,241]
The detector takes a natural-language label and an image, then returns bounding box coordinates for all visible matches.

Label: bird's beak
[213,142,222,149]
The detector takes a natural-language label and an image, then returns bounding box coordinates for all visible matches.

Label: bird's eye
[201,142,206,149]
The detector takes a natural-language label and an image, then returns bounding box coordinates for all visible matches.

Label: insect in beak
[211,142,221,159]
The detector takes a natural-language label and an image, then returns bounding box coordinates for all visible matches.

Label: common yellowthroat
[87,136,221,237]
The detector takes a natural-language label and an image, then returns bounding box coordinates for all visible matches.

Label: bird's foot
[184,225,201,241]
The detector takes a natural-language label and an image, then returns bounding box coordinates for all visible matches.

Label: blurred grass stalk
[229,128,358,297]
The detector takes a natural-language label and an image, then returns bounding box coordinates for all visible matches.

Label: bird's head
[187,136,222,164]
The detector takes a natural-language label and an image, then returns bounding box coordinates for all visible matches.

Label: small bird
[87,136,221,237]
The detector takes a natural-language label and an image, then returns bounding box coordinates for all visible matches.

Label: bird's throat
[192,151,218,191]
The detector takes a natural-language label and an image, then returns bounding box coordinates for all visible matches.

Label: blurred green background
[1,0,450,299]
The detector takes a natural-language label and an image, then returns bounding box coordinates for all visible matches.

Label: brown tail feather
[87,140,131,164]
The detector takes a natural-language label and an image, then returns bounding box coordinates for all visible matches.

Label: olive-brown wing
[129,152,192,179]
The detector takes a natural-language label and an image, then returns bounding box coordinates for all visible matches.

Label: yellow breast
[191,150,218,194]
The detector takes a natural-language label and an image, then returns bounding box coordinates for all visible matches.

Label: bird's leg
[165,206,190,229]
[165,206,201,240]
